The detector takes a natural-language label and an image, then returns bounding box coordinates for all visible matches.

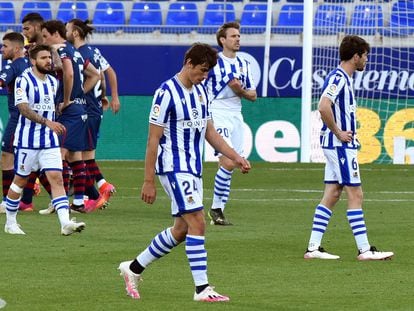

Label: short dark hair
[339,35,370,61]
[28,44,51,60]
[41,20,67,39]
[2,32,25,46]
[22,12,44,24]
[216,22,240,48]
[68,19,95,39]
[183,43,218,70]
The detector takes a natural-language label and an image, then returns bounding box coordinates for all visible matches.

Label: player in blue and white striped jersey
[0,32,30,213]
[118,43,250,302]
[204,22,257,226]
[304,35,393,261]
[4,44,85,235]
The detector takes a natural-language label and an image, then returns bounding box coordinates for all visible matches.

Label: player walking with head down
[118,43,251,302]
[304,35,393,261]
[3,44,85,235]
[204,21,257,225]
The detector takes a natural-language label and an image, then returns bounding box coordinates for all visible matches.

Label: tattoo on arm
[18,103,47,125]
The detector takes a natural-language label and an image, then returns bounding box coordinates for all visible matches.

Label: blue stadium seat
[285,0,303,3]
[57,2,89,23]
[324,0,353,3]
[273,4,303,34]
[240,4,268,34]
[93,2,126,33]
[20,2,52,22]
[349,4,383,35]
[0,2,16,32]
[127,2,162,33]
[164,2,199,34]
[200,3,236,34]
[387,1,414,36]
[314,4,346,35]
[213,0,243,2]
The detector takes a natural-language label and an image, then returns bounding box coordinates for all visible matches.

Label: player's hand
[237,157,251,174]
[57,101,72,115]
[48,121,66,135]
[101,97,110,111]
[141,180,157,204]
[110,97,121,114]
[336,130,353,143]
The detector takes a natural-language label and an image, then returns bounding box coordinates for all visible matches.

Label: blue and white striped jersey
[0,57,30,116]
[14,68,59,149]
[204,52,255,112]
[149,75,210,177]
[320,66,358,149]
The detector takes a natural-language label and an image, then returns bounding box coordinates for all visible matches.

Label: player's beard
[36,64,52,75]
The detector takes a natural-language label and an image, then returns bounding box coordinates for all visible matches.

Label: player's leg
[1,117,18,213]
[340,148,394,260]
[82,150,107,213]
[86,115,116,201]
[4,148,36,234]
[304,148,342,259]
[209,113,237,225]
[41,148,85,235]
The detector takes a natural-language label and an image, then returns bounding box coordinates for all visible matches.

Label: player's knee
[10,182,24,194]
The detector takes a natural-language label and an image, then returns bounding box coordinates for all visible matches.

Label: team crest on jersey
[187,196,195,204]
[198,94,203,102]
[353,171,359,177]
[15,88,23,96]
[20,164,25,171]
[152,104,160,117]
[327,84,338,96]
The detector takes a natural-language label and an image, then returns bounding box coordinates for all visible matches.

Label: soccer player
[4,44,85,235]
[118,43,250,302]
[41,20,100,212]
[204,22,257,225]
[304,35,393,261]
[22,12,44,46]
[0,33,31,214]
[64,19,118,212]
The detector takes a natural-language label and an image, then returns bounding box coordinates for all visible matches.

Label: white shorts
[14,147,63,177]
[323,147,361,186]
[159,172,203,217]
[211,109,244,157]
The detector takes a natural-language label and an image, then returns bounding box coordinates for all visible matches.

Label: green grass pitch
[0,161,413,310]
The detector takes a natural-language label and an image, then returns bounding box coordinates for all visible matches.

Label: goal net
[310,1,414,164]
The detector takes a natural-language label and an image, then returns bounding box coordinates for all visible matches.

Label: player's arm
[205,120,251,173]
[83,62,100,94]
[60,58,74,110]
[17,103,65,135]
[104,66,120,114]
[319,96,352,143]
[141,123,164,204]
[228,78,257,102]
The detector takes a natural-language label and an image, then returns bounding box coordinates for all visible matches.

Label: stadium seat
[127,2,162,33]
[314,4,346,35]
[386,1,414,36]
[323,0,353,3]
[164,2,199,34]
[213,0,243,2]
[349,4,383,35]
[200,3,236,34]
[20,2,52,22]
[57,2,89,23]
[273,4,303,34]
[93,2,126,33]
[0,2,16,32]
[240,4,268,34]
[285,0,303,3]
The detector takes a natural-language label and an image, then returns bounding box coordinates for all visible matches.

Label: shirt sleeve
[149,86,171,126]
[14,76,29,106]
